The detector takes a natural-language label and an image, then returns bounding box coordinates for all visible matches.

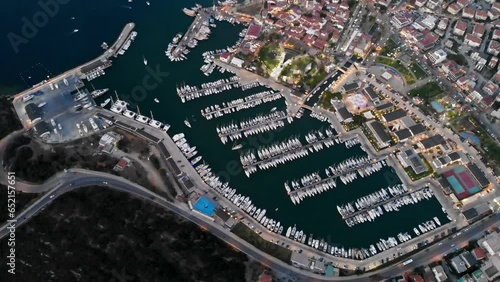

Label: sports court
[442,166,481,200]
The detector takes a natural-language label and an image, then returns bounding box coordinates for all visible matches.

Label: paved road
[1,168,498,281]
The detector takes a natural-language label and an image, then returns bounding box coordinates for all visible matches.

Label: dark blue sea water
[0,0,448,248]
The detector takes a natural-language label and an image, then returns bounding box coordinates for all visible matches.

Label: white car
[50,195,55,199]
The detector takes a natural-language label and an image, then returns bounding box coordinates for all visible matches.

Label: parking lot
[13,75,107,143]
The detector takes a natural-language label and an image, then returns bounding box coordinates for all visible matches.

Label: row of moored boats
[176,76,240,102]
[344,188,435,227]
[201,90,281,120]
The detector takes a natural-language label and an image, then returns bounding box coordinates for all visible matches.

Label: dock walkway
[202,91,281,117]
[341,185,430,219]
[218,112,289,138]
[242,134,341,169]
[288,158,385,196]
[171,10,210,59]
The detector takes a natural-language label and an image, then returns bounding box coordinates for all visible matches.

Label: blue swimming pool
[431,100,445,113]
[193,196,216,216]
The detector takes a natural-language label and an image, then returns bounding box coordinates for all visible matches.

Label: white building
[428,49,447,65]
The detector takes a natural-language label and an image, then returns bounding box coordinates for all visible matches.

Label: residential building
[480,255,500,281]
[428,49,447,65]
[454,20,468,36]
[488,56,498,69]
[493,29,500,40]
[462,6,475,19]
[415,0,427,7]
[472,247,486,261]
[432,265,448,282]
[426,0,441,10]
[487,40,500,56]
[473,24,486,38]
[421,15,438,30]
[391,11,414,29]
[381,109,407,123]
[477,231,500,256]
[475,10,488,20]
[483,81,499,96]
[488,9,500,20]
[448,3,463,15]
[451,255,468,273]
[441,60,466,81]
[464,34,482,47]
[438,18,448,30]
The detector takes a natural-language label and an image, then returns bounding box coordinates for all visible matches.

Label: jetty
[167,9,211,61]
[201,91,282,119]
[341,186,431,220]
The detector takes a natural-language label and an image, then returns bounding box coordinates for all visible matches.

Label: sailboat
[143,56,148,65]
[154,98,159,103]
[184,117,192,128]
[146,1,150,5]
[232,142,243,150]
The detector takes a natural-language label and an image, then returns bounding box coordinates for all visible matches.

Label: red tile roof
[246,24,262,38]
[455,20,467,31]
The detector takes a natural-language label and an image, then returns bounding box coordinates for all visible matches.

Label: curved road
[1,169,498,281]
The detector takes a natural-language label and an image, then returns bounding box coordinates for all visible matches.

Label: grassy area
[280,56,324,89]
[304,67,327,89]
[362,127,381,151]
[231,222,292,263]
[317,91,341,111]
[475,127,500,165]
[258,43,281,70]
[408,82,443,102]
[375,57,415,84]
[380,39,397,57]
[280,56,315,77]
[409,63,427,80]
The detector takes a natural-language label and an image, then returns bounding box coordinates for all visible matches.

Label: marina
[6,0,451,255]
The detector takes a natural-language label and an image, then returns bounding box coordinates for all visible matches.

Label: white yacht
[184,117,192,128]
[135,106,149,123]
[190,156,202,165]
[148,111,163,128]
[100,98,111,107]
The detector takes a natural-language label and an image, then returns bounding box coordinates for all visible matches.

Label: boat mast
[150,111,154,119]
[137,105,141,115]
